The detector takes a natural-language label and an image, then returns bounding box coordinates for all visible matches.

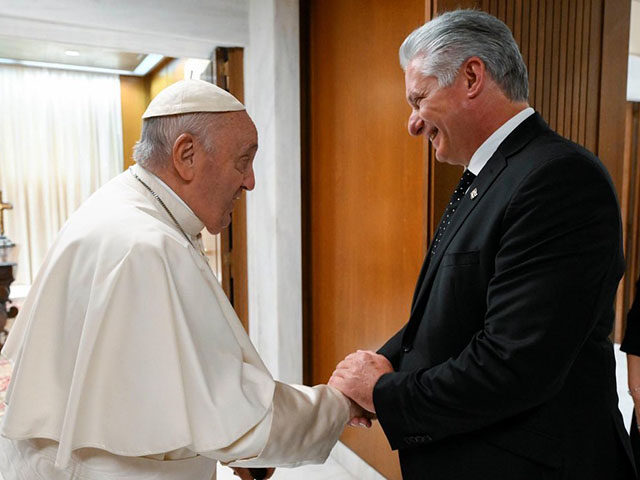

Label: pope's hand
[329,350,393,413]
[231,467,275,479]
[347,398,374,428]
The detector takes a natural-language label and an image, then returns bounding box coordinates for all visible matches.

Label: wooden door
[215,47,249,332]
[302,1,426,478]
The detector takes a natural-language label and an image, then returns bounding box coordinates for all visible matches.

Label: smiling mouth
[428,127,439,143]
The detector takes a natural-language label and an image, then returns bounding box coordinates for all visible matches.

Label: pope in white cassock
[0,80,368,480]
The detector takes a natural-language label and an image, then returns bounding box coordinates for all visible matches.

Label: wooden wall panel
[475,0,622,172]
[148,58,186,100]
[619,103,640,341]
[119,75,148,170]
[427,1,628,242]
[599,0,631,206]
[304,1,425,478]
[563,0,576,138]
[596,1,631,338]
[585,0,603,155]
[216,48,249,332]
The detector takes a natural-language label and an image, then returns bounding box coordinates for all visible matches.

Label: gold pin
[470,188,478,199]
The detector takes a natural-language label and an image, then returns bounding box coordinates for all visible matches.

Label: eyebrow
[242,143,258,155]
[407,93,420,107]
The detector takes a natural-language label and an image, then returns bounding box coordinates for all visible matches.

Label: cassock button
[402,345,412,353]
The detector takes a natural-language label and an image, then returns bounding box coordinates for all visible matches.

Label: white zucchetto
[142,79,245,119]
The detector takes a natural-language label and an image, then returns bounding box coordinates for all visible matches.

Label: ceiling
[0,36,147,72]
[0,0,248,62]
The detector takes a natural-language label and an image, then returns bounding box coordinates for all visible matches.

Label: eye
[409,96,424,111]
[234,156,250,173]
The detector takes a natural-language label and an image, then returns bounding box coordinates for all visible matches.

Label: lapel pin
[470,188,478,199]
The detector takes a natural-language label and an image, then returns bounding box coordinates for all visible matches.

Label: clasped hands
[231,351,392,478]
[329,350,394,428]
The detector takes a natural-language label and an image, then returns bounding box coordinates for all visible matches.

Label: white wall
[245,0,303,384]
[629,55,640,102]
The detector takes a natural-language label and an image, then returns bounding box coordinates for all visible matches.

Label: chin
[205,212,232,235]
[434,151,450,164]
[436,152,466,167]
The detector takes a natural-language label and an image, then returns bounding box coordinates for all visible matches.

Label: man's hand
[231,467,275,480]
[329,350,393,413]
[347,398,375,428]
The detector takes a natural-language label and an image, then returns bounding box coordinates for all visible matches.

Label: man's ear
[461,57,485,99]
[172,133,196,181]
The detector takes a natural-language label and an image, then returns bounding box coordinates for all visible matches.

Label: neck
[464,96,529,163]
[143,162,186,194]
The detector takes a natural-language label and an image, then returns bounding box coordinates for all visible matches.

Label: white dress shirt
[467,107,535,176]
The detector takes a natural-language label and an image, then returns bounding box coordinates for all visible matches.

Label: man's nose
[408,111,424,136]
[243,166,256,191]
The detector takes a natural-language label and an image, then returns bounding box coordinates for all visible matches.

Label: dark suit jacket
[374,113,635,479]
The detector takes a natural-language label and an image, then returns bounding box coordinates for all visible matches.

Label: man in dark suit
[329,9,636,479]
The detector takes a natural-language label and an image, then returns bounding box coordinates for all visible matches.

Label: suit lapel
[407,113,549,321]
[409,153,507,318]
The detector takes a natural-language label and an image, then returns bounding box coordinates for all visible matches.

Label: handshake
[328,350,394,429]
[232,350,393,479]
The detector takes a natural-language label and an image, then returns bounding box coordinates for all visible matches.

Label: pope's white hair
[133,113,218,170]
[399,9,529,102]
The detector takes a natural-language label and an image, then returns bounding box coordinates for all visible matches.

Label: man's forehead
[406,55,428,74]
[234,112,258,141]
[405,60,423,88]
[214,111,258,147]
[405,61,435,98]
[204,110,250,130]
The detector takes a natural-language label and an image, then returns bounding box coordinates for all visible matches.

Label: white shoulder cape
[0,170,275,468]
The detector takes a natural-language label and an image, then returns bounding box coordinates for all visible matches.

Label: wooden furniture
[0,246,18,349]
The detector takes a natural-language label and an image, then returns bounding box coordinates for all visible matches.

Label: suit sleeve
[373,154,623,449]
[377,325,407,370]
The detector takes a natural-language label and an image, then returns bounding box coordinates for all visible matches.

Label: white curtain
[0,64,123,285]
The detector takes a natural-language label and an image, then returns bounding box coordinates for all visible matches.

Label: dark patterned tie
[429,169,476,257]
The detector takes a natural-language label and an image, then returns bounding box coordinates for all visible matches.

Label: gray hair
[399,9,529,102]
[133,112,218,170]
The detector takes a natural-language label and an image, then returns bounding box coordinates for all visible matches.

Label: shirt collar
[467,107,535,176]
[130,164,204,237]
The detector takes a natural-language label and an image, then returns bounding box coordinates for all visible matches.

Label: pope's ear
[172,133,196,181]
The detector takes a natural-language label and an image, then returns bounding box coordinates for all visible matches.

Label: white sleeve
[200,382,350,467]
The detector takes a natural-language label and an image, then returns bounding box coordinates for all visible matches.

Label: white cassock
[0,164,349,480]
